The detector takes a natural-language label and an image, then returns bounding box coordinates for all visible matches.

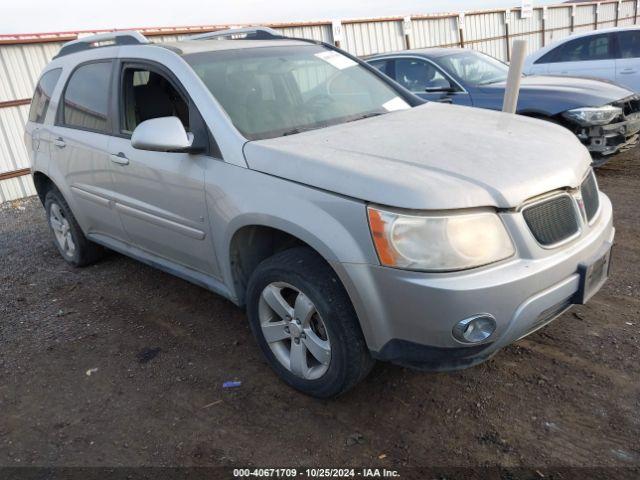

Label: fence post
[458,13,465,47]
[331,20,343,48]
[541,6,547,46]
[402,16,412,50]
[505,9,511,62]
[571,4,576,32]
[595,3,599,30]
[636,0,639,24]
[615,1,620,27]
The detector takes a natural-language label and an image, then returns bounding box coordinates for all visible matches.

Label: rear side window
[61,61,112,133]
[537,34,614,64]
[618,30,640,59]
[29,68,62,123]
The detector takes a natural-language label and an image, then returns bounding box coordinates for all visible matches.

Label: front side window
[538,34,614,64]
[369,59,390,75]
[29,68,62,123]
[120,67,190,135]
[394,58,450,92]
[618,30,640,59]
[62,61,112,133]
[438,51,508,86]
[185,45,410,140]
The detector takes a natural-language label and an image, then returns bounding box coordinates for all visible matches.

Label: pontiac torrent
[25,28,614,397]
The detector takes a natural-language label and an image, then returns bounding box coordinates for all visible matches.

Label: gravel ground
[0,149,639,476]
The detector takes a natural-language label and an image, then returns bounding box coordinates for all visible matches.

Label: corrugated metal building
[1,0,638,202]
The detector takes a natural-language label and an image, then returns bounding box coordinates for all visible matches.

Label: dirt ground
[0,148,639,476]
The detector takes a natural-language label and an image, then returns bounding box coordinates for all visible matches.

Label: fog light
[452,315,496,343]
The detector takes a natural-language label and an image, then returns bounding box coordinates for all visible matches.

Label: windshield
[438,51,509,86]
[185,45,410,140]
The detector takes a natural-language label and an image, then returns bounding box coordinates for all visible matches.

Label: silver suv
[25,28,614,397]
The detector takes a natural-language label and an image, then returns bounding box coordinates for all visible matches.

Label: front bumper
[339,193,614,371]
[577,112,640,163]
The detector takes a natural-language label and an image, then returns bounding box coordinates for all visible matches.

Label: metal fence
[1,1,638,202]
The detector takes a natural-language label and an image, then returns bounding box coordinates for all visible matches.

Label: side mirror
[131,116,195,153]
[424,78,455,93]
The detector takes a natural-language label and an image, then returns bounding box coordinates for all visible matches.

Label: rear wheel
[45,189,104,267]
[246,247,374,398]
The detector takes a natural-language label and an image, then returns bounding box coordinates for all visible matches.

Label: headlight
[562,105,622,126]
[367,207,515,271]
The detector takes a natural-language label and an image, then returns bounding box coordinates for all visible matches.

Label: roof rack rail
[190,27,284,41]
[54,31,149,58]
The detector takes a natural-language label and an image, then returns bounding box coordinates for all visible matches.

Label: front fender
[204,162,379,302]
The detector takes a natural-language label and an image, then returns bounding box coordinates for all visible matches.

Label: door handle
[110,153,129,165]
[620,69,637,74]
[438,97,453,104]
[53,137,66,149]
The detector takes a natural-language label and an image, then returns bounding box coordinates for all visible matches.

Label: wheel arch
[226,218,347,307]
[32,170,56,205]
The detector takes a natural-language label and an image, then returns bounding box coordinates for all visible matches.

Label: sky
[1,0,560,35]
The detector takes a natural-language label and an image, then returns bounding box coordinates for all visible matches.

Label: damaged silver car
[25,28,614,397]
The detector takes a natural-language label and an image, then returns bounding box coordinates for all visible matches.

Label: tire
[246,247,374,398]
[44,188,104,267]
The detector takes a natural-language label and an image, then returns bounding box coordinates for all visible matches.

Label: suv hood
[480,75,633,113]
[243,103,592,210]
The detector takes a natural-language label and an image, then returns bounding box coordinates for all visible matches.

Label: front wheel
[246,247,374,398]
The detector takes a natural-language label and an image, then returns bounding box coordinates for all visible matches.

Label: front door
[545,33,617,83]
[107,62,219,276]
[392,57,472,105]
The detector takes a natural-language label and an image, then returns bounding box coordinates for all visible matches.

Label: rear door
[544,33,617,82]
[615,29,640,92]
[106,61,219,276]
[50,60,127,241]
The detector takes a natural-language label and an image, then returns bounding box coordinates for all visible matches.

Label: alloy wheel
[49,202,76,258]
[258,282,331,380]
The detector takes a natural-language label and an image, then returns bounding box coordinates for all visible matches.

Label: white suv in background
[524,26,640,92]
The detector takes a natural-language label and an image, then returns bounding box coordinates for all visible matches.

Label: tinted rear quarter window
[61,61,112,133]
[537,34,614,64]
[29,68,62,123]
[618,30,640,58]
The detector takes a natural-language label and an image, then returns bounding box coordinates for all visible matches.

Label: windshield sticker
[315,50,357,70]
[382,97,410,112]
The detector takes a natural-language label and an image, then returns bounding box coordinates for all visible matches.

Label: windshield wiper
[345,111,385,123]
[280,112,385,137]
[281,126,321,136]
[282,128,304,136]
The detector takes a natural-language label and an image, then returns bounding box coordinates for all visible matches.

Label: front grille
[581,170,600,222]
[522,195,579,246]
